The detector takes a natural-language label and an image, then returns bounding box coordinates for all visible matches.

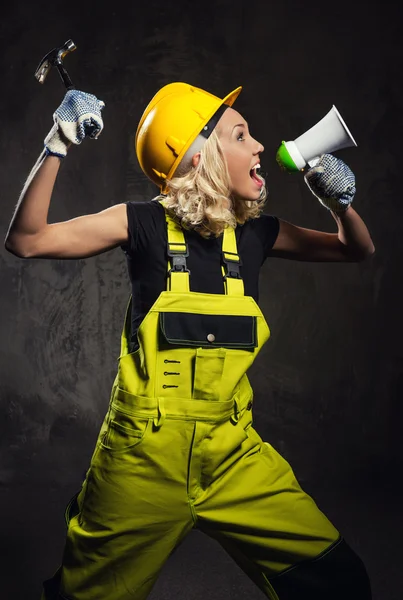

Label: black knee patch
[42,567,62,599]
[269,538,372,600]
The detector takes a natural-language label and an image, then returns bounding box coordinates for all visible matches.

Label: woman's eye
[237,133,245,141]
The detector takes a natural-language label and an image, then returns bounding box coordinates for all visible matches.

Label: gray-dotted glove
[44,90,105,159]
[304,154,356,213]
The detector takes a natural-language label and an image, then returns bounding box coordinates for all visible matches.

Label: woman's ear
[192,152,201,168]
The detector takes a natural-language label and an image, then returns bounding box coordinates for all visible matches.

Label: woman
[5,83,374,599]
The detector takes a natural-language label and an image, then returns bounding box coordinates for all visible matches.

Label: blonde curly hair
[156,129,267,238]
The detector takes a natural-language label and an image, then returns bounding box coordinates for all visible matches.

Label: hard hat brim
[222,86,242,109]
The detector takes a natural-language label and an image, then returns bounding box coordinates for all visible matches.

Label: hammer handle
[55,59,75,90]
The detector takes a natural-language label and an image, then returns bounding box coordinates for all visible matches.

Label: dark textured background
[1,0,402,598]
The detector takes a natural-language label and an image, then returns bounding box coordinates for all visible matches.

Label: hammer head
[35,39,76,84]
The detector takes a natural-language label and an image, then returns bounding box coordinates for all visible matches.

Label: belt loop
[230,397,240,424]
[154,397,166,428]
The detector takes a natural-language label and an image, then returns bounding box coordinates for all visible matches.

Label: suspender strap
[221,226,244,296]
[121,295,133,356]
[164,210,190,293]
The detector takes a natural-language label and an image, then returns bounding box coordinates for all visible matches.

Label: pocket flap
[160,312,257,349]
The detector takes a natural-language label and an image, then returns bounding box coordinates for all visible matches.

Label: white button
[207,333,215,343]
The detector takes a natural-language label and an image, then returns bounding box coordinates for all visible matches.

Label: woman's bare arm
[4,152,129,259]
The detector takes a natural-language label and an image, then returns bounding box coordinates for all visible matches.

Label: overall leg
[42,415,197,600]
[193,413,371,599]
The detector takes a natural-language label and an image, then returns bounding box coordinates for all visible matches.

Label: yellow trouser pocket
[193,347,226,400]
[100,404,151,453]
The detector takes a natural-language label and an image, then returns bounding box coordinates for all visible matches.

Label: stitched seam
[269,535,344,580]
[260,573,280,600]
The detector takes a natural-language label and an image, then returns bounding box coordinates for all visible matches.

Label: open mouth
[250,164,263,188]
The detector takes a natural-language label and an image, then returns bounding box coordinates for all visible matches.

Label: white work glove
[44,89,105,158]
[304,154,356,214]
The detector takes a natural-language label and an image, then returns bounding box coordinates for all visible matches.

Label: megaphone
[276,106,357,172]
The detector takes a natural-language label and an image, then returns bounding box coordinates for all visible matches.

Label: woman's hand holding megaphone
[304,154,356,214]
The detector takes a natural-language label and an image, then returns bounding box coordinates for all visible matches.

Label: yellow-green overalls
[42,208,353,600]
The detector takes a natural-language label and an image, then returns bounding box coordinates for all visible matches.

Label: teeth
[252,164,260,170]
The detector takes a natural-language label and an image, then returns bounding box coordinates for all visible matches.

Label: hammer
[35,39,77,89]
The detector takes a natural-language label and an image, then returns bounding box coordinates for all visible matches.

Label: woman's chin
[231,190,262,203]
[245,191,264,202]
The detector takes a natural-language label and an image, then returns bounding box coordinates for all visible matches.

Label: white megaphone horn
[276,106,357,172]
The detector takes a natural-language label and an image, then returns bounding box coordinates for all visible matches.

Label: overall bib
[43,210,349,600]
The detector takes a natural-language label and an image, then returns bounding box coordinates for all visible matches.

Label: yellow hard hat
[135,82,242,192]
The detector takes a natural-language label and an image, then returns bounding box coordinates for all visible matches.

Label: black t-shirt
[121,199,279,347]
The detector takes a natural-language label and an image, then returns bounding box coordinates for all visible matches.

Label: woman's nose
[254,140,264,154]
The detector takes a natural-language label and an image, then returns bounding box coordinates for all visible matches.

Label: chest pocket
[159,312,257,350]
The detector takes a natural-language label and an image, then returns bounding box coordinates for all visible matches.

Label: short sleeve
[120,199,165,256]
[121,201,139,255]
[250,213,280,259]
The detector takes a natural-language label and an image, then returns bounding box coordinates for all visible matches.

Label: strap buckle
[222,251,242,279]
[168,256,191,274]
[167,243,190,274]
